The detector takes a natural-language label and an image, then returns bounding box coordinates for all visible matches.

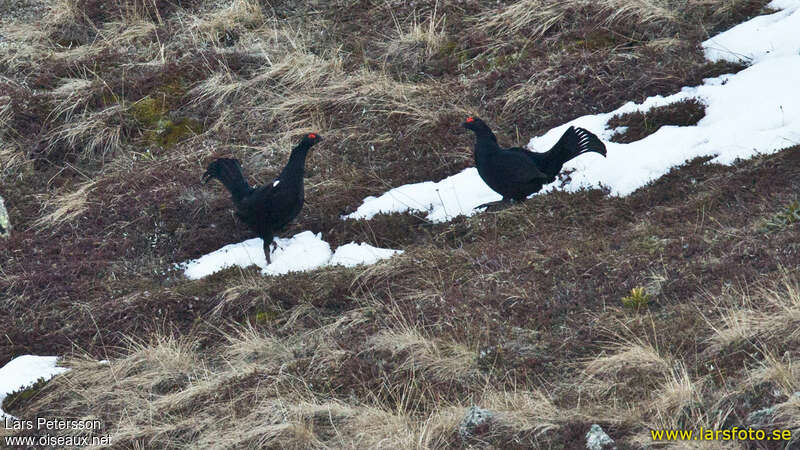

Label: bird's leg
[263,239,272,265]
[475,198,513,211]
[474,200,502,210]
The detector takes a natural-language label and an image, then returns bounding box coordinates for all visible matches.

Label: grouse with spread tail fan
[462,117,606,208]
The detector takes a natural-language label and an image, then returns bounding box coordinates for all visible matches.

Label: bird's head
[461,116,490,133]
[301,132,323,147]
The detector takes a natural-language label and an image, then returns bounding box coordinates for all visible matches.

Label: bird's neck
[473,129,498,150]
[280,143,311,182]
[475,129,497,144]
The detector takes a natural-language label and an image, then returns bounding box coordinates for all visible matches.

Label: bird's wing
[238,183,277,210]
[491,150,552,183]
[506,146,541,162]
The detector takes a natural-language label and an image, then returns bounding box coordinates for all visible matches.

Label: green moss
[153,118,202,147]
[1,377,49,414]
[484,50,526,71]
[439,40,458,56]
[131,97,169,128]
[567,31,619,51]
[129,96,202,149]
[158,80,189,105]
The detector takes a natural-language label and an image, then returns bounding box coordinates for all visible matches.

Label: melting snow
[1,355,68,419]
[346,0,800,223]
[183,0,798,277]
[181,231,402,279]
[330,242,405,267]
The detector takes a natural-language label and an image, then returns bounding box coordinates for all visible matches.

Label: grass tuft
[622,287,651,309]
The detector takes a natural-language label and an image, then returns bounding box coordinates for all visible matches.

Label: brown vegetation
[608,99,708,143]
[1,0,796,448]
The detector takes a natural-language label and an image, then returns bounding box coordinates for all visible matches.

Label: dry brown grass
[187,0,265,45]
[480,0,676,40]
[704,278,800,355]
[47,105,129,159]
[11,197,800,448]
[34,180,97,229]
[20,326,460,448]
[15,330,567,448]
[367,328,479,387]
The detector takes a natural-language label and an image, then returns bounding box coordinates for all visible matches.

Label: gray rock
[746,391,800,428]
[458,405,494,440]
[586,424,615,450]
[0,194,10,238]
[746,405,777,428]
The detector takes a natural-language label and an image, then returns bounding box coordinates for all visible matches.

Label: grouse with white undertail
[462,117,606,207]
[202,133,322,263]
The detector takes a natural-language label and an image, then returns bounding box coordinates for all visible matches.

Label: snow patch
[181,231,402,279]
[330,242,404,267]
[345,0,800,223]
[703,0,800,64]
[1,355,68,419]
[344,168,501,222]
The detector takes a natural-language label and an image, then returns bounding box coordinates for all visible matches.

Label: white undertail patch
[576,128,592,150]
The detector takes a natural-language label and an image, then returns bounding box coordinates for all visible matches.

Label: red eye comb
[308,133,317,139]
[466,117,475,123]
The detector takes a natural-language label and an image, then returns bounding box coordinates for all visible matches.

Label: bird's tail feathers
[545,126,606,171]
[557,126,607,160]
[203,158,251,202]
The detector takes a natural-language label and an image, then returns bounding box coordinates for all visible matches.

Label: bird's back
[474,139,551,201]
[238,180,304,235]
[465,118,604,203]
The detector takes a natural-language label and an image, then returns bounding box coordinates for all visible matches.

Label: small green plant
[255,310,279,323]
[762,200,800,232]
[1,377,49,413]
[622,287,650,309]
[638,235,668,255]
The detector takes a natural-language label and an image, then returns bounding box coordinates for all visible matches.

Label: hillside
[2,0,800,448]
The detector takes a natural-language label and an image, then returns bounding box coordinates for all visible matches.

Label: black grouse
[202,133,322,263]
[462,117,606,208]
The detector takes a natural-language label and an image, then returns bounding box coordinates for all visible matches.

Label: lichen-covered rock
[746,405,777,428]
[0,193,10,238]
[458,405,494,440]
[586,424,615,450]
[746,391,800,428]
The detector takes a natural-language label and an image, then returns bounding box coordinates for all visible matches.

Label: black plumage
[462,117,606,207]
[202,133,322,263]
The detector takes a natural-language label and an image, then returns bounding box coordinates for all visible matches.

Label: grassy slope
[2,0,799,448]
